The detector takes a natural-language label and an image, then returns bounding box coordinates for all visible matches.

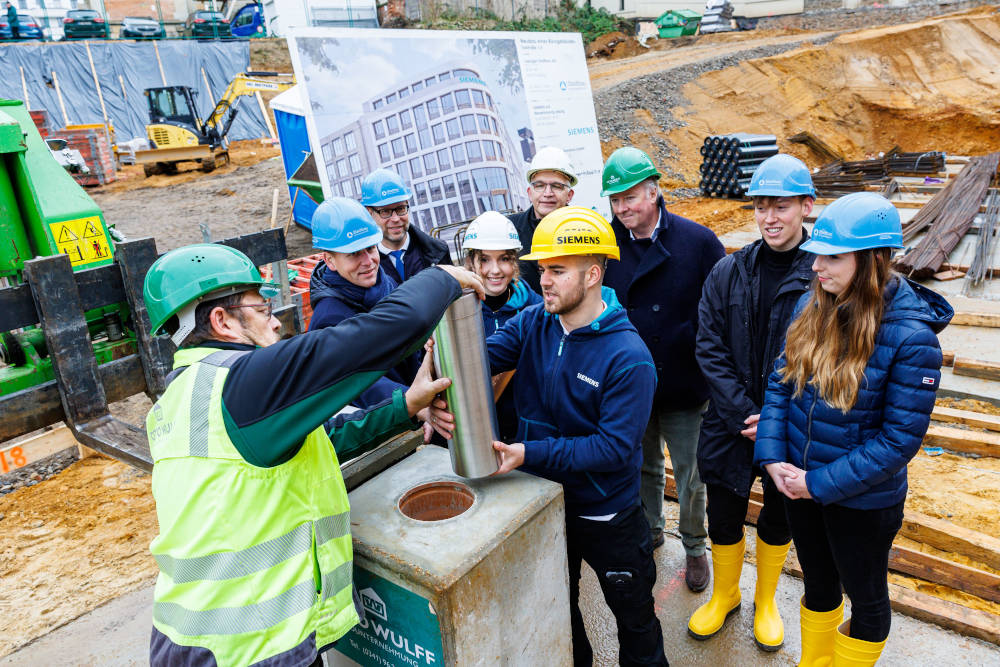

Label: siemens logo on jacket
[556,235,600,245]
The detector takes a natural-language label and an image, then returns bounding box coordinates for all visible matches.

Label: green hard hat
[601,147,661,196]
[144,243,279,339]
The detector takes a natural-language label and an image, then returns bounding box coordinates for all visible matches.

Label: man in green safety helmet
[142,242,482,667]
[601,146,725,592]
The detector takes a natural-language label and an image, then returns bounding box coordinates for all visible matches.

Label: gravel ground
[758,0,995,31]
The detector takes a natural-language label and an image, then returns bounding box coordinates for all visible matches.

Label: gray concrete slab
[6,517,998,666]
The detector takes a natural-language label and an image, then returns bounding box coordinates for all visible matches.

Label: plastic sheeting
[0,40,269,142]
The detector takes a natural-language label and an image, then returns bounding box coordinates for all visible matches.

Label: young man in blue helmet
[689,154,816,652]
[360,168,452,283]
[308,197,418,411]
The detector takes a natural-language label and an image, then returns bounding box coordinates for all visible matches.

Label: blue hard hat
[311,197,383,253]
[747,154,815,198]
[802,192,903,255]
[360,168,412,207]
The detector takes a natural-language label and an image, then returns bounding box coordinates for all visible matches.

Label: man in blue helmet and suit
[689,154,816,651]
[360,168,452,283]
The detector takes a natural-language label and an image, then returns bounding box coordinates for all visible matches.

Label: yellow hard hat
[522,206,620,261]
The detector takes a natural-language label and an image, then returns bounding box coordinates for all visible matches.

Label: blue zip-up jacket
[754,277,952,509]
[308,262,415,409]
[482,280,542,441]
[487,287,657,516]
[481,279,543,335]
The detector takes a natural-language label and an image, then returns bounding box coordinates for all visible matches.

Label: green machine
[0,99,134,395]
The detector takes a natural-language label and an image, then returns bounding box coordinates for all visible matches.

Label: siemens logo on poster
[354,588,437,665]
[568,127,595,136]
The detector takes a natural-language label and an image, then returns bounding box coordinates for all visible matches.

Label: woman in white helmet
[463,211,541,442]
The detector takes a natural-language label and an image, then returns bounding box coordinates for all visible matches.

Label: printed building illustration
[319,63,529,232]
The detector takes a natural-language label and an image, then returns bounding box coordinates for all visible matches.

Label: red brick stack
[29,109,52,138]
[49,125,117,187]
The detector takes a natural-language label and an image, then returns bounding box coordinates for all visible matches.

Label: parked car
[0,13,45,40]
[183,11,231,38]
[231,3,266,38]
[119,16,165,40]
[62,9,109,39]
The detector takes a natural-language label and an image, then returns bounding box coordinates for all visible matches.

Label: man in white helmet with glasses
[507,146,577,293]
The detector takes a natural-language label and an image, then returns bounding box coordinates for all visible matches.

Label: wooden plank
[888,583,1000,646]
[0,426,78,479]
[932,405,1000,432]
[922,424,1000,457]
[953,357,1000,382]
[888,545,1000,604]
[942,350,956,367]
[950,311,1000,328]
[901,511,1000,571]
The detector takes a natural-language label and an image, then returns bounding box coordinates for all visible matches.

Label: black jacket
[695,236,815,496]
[604,196,725,408]
[378,225,452,284]
[507,207,542,294]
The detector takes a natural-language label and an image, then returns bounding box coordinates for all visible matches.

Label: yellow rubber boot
[832,620,886,667]
[797,596,844,667]
[687,536,745,640]
[753,537,791,651]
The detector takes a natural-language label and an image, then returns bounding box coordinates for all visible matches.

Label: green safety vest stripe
[153,578,317,637]
[321,561,353,603]
[154,511,350,584]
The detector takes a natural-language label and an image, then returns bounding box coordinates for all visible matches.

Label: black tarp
[0,40,268,141]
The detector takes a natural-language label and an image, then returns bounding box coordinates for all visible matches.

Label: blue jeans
[641,402,708,556]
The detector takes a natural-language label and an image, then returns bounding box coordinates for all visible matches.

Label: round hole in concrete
[398,481,475,522]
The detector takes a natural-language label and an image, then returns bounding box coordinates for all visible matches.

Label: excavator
[135,71,294,177]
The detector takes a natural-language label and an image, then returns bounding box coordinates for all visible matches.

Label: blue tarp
[0,40,268,141]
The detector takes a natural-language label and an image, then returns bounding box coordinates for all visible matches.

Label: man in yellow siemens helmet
[433,207,667,665]
[142,242,483,667]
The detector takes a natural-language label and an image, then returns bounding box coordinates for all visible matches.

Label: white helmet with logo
[526,146,578,187]
[463,211,522,251]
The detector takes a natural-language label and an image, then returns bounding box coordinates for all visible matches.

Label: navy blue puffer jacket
[754,277,952,509]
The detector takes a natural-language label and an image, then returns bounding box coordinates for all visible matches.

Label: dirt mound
[587,31,644,60]
[648,9,1000,182]
[0,457,158,656]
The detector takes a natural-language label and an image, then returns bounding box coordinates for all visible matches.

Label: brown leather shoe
[686,553,710,592]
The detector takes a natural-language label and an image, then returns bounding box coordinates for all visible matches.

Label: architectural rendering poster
[288,28,608,233]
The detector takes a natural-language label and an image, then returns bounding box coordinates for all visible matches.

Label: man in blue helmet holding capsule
[307,197,423,412]
[360,168,452,284]
[690,154,816,652]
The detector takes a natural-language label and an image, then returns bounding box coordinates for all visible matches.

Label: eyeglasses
[530,181,570,193]
[372,204,409,220]
[224,300,273,319]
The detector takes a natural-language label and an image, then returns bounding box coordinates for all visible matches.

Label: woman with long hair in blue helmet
[754,192,952,666]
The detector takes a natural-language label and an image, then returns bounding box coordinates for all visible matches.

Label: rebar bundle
[699,133,778,199]
[812,159,888,197]
[885,150,945,174]
[894,152,1000,279]
[963,188,1000,292]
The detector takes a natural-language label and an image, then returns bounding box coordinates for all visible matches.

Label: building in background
[10,0,88,40]
[589,0,802,19]
[319,63,529,233]
[260,0,377,36]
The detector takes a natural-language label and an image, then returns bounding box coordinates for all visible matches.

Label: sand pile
[660,9,1000,181]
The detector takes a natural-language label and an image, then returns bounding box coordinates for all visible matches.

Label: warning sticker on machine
[48,216,112,268]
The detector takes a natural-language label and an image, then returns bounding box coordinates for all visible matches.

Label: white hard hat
[526,146,578,187]
[463,211,522,251]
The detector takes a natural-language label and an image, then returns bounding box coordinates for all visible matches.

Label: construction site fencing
[0,40,269,144]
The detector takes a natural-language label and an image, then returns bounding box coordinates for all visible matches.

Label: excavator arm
[204,71,295,142]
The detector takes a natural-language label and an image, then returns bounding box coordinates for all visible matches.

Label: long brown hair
[780,248,893,412]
